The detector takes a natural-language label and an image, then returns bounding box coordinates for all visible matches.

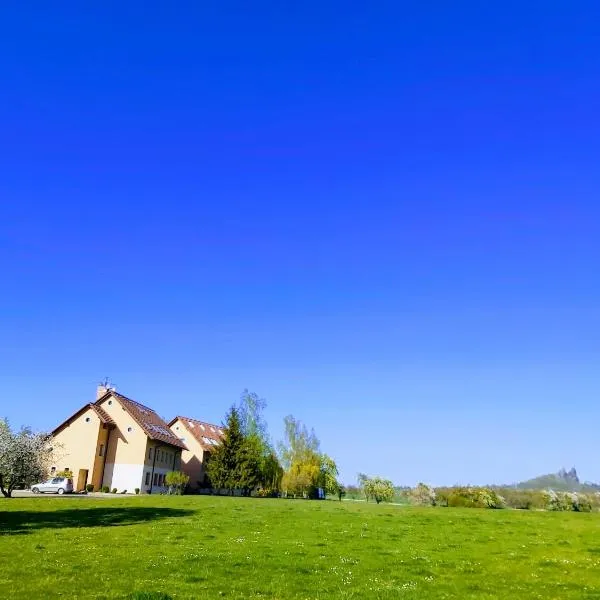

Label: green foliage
[437,487,505,509]
[207,397,284,496]
[101,485,110,493]
[361,475,395,504]
[111,488,117,494]
[316,454,340,497]
[135,488,140,495]
[85,484,94,492]
[206,406,245,493]
[2,496,600,598]
[279,415,338,498]
[121,490,127,494]
[165,471,190,495]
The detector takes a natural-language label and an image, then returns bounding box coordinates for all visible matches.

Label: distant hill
[512,468,600,492]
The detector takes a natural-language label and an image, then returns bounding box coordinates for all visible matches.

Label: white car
[31,477,74,495]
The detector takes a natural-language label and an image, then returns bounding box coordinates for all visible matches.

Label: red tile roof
[96,391,187,450]
[168,416,224,451]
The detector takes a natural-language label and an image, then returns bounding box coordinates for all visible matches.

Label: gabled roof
[168,415,224,451]
[96,391,187,450]
[52,403,116,435]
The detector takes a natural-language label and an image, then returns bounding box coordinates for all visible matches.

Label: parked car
[31,477,73,495]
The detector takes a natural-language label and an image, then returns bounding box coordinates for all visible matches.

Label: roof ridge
[176,415,222,428]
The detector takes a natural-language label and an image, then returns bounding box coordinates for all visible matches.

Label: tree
[237,433,262,496]
[206,406,245,494]
[278,416,340,499]
[362,476,395,504]
[165,471,190,495]
[0,419,52,498]
[357,473,371,501]
[317,454,341,498]
[410,482,436,506]
[238,390,268,441]
[279,415,323,498]
[237,390,283,494]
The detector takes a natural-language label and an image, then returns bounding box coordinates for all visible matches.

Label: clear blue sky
[1,2,599,486]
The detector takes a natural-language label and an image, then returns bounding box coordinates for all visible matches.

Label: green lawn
[1,496,600,599]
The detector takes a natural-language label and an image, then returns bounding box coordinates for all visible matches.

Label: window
[99,444,105,457]
[127,427,133,433]
[108,400,112,405]
[153,473,158,485]
[50,466,56,473]
[85,417,91,423]
[145,472,150,486]
[148,447,153,460]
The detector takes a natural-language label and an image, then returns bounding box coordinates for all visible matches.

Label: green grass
[2,496,600,599]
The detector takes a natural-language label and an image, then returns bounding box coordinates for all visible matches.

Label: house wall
[142,441,180,493]
[98,396,149,492]
[51,407,103,491]
[170,418,206,489]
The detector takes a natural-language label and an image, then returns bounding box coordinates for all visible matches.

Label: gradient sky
[1,3,599,486]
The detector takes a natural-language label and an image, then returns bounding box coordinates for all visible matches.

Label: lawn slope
[1,496,600,599]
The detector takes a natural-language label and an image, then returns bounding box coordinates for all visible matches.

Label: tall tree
[279,415,335,498]
[206,406,245,494]
[237,389,283,494]
[237,389,268,441]
[0,419,52,498]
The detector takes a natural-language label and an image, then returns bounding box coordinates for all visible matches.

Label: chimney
[96,379,115,400]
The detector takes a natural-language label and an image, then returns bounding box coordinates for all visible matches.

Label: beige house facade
[168,416,223,489]
[51,386,187,493]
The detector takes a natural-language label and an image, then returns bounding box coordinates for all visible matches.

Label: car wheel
[32,487,39,494]
[57,488,65,495]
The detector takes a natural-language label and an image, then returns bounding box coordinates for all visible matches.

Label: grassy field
[1,496,600,599]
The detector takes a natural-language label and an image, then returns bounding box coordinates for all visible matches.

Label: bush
[101,485,110,493]
[255,488,279,498]
[121,489,127,494]
[111,488,117,494]
[135,488,140,495]
[85,484,94,492]
[409,483,436,506]
[441,487,504,509]
[165,471,190,495]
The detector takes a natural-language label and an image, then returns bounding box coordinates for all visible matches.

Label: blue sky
[1,2,599,486]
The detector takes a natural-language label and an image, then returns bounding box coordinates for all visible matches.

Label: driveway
[10,490,128,499]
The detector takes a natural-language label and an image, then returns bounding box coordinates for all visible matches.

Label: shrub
[409,483,436,506]
[85,484,94,492]
[165,471,190,495]
[443,487,504,509]
[101,485,110,493]
[135,488,140,495]
[121,489,127,494]
[255,488,279,498]
[55,470,74,478]
[111,488,117,494]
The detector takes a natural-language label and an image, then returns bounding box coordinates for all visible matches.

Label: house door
[77,469,89,492]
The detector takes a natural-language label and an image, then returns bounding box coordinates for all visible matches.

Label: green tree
[362,476,395,504]
[165,471,190,495]
[237,433,262,496]
[206,406,245,494]
[317,454,340,498]
[237,390,283,494]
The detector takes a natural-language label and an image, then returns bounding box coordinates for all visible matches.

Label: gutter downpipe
[148,444,158,495]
